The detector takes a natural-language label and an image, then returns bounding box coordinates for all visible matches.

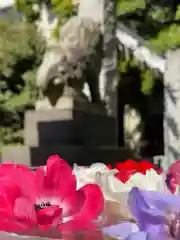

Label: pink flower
[0,155,104,238]
[166,160,180,193]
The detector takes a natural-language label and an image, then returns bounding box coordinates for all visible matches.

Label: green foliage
[0,0,77,146]
[15,0,41,22]
[140,69,155,95]
[44,0,77,40]
[117,0,180,95]
[0,19,45,146]
[149,24,180,53]
[1,1,77,146]
[51,0,75,16]
[14,0,77,39]
[117,0,145,16]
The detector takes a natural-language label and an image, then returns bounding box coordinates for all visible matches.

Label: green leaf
[175,5,180,20]
[116,0,145,16]
[0,19,43,145]
[141,70,155,95]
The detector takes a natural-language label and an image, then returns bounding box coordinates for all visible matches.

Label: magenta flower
[103,187,180,239]
[0,155,104,238]
[166,160,180,193]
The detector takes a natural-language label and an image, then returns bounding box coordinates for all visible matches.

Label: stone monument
[1,15,131,166]
[35,16,104,110]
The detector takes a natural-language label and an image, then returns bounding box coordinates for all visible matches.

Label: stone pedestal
[1,100,132,166]
[24,108,116,147]
[1,145,132,167]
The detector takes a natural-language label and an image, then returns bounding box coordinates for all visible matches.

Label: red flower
[0,155,104,237]
[109,159,162,183]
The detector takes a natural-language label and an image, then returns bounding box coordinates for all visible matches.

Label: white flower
[73,163,168,205]
[125,169,167,191]
[73,163,118,189]
[73,163,169,222]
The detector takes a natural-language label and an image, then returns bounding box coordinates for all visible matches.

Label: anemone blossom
[0,155,104,238]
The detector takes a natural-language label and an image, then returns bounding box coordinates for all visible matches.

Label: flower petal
[126,225,170,240]
[83,230,104,240]
[59,184,104,231]
[126,169,165,191]
[126,231,148,240]
[145,225,170,240]
[128,187,180,231]
[106,164,113,170]
[168,160,180,184]
[0,165,36,202]
[0,181,21,215]
[138,160,156,174]
[36,155,76,201]
[116,170,137,183]
[35,166,45,191]
[37,206,62,229]
[102,222,139,239]
[115,160,137,171]
[0,219,32,234]
[128,188,165,231]
[131,187,180,212]
[75,184,104,220]
[115,160,138,183]
[13,197,36,226]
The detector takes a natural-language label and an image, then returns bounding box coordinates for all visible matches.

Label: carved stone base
[24,99,116,147]
[35,96,106,113]
[35,97,54,110]
[35,89,90,110]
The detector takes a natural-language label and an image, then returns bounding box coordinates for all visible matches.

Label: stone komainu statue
[36,16,103,107]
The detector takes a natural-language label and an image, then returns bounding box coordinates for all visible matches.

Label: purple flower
[102,187,180,239]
